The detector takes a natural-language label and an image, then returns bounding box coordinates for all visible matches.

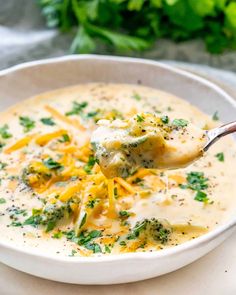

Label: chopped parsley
[79,213,87,228]
[0,198,6,204]
[180,171,210,203]
[85,243,102,253]
[59,134,70,143]
[69,249,77,256]
[194,191,209,203]
[212,111,219,121]
[43,158,63,170]
[66,101,88,116]
[83,156,97,174]
[181,172,209,191]
[40,117,56,126]
[172,118,188,128]
[114,187,118,199]
[19,116,35,132]
[0,124,12,139]
[132,92,142,101]
[136,114,145,122]
[161,115,169,124]
[119,210,130,218]
[66,230,102,253]
[85,111,99,119]
[215,152,224,162]
[105,245,111,253]
[0,162,7,170]
[0,142,5,149]
[86,198,98,208]
[53,231,63,239]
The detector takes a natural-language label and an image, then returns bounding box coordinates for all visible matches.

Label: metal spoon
[204,121,236,152]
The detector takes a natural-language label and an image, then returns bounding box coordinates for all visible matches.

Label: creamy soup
[0,83,236,257]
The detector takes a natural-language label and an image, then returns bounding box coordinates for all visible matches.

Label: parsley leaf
[0,198,6,204]
[132,93,142,101]
[86,198,98,208]
[43,158,63,170]
[215,152,224,162]
[83,156,97,174]
[59,134,70,143]
[181,171,208,191]
[212,111,219,121]
[0,162,7,170]
[19,116,35,132]
[136,114,145,122]
[40,117,56,126]
[161,115,169,124]
[0,124,12,139]
[194,191,209,203]
[79,213,87,228]
[180,171,210,203]
[119,210,131,218]
[172,119,188,127]
[66,229,102,253]
[105,245,111,253]
[66,101,88,116]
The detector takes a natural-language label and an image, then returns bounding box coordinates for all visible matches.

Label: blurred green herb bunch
[38,0,236,54]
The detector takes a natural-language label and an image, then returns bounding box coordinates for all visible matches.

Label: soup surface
[0,83,236,257]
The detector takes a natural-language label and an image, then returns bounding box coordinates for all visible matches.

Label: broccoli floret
[24,201,73,232]
[127,218,172,244]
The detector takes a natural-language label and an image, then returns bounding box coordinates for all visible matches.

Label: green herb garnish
[212,111,219,121]
[53,231,63,239]
[0,124,12,139]
[66,230,102,253]
[180,171,210,203]
[136,114,144,122]
[119,210,130,218]
[86,111,99,119]
[66,101,88,116]
[43,158,63,170]
[133,93,142,101]
[0,162,7,170]
[127,218,171,244]
[0,198,6,204]
[40,117,56,126]
[19,116,35,132]
[105,245,111,253]
[24,201,72,232]
[79,213,87,228]
[59,134,70,143]
[83,156,97,174]
[181,172,209,191]
[161,115,169,124]
[69,249,77,256]
[215,152,224,162]
[86,198,98,209]
[194,191,209,203]
[172,118,188,128]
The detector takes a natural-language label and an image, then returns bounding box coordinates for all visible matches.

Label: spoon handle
[204,121,236,151]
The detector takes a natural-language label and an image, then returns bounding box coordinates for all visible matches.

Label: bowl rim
[0,54,236,264]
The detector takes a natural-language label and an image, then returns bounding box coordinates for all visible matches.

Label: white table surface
[0,64,236,295]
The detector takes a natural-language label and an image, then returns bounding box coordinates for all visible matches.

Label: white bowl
[0,55,235,285]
